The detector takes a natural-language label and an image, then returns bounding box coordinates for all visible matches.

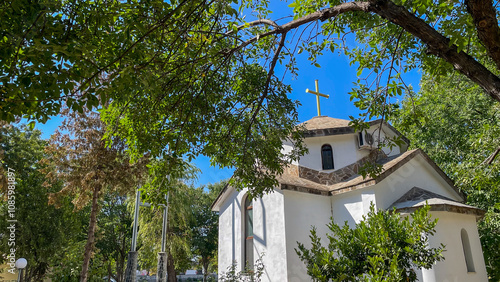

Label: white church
[211,115,488,282]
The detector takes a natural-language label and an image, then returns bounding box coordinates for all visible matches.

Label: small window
[461,228,475,272]
[244,196,253,269]
[321,144,334,170]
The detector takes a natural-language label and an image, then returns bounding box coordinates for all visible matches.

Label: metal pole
[131,189,141,252]
[161,192,170,252]
[17,269,22,282]
[125,189,141,282]
[157,174,171,282]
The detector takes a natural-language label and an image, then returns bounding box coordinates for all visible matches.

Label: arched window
[321,144,334,170]
[461,228,475,272]
[244,196,254,269]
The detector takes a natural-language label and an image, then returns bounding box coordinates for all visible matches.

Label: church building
[211,115,488,282]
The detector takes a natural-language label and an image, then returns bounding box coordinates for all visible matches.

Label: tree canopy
[41,108,148,282]
[394,72,500,280]
[0,125,82,281]
[3,0,500,195]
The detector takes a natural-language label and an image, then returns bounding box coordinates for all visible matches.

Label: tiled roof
[298,116,410,145]
[298,116,351,130]
[278,149,464,200]
[388,187,485,218]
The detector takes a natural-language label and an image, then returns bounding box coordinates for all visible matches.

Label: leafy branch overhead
[3,0,500,194]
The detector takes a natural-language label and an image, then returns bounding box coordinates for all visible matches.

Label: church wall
[420,212,488,282]
[298,126,401,173]
[367,124,402,157]
[330,187,377,226]
[217,188,243,275]
[282,190,332,282]
[217,187,288,282]
[299,134,368,171]
[252,189,288,282]
[281,141,299,166]
[372,155,463,211]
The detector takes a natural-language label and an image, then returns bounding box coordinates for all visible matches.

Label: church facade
[211,116,488,282]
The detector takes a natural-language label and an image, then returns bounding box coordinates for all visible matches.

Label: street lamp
[15,258,27,282]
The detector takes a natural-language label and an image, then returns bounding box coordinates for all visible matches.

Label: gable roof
[388,187,484,218]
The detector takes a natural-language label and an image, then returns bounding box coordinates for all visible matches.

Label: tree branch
[369,0,500,103]
[231,2,370,53]
[466,0,500,71]
[229,0,500,103]
[483,146,500,165]
[74,0,191,94]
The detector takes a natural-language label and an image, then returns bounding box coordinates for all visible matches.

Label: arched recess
[242,194,253,270]
[321,144,334,170]
[461,228,475,272]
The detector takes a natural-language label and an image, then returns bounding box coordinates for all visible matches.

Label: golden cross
[305,80,330,116]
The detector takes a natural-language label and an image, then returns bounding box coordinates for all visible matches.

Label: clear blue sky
[32,2,422,187]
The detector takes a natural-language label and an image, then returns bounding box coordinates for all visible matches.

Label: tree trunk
[80,184,101,282]
[107,261,112,282]
[117,247,125,282]
[203,260,209,282]
[167,252,176,282]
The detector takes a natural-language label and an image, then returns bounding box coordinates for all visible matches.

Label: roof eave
[394,203,486,219]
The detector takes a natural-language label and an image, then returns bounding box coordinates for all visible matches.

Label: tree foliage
[394,72,500,280]
[41,108,148,282]
[8,0,500,196]
[0,125,82,281]
[95,194,132,282]
[190,181,225,281]
[134,158,198,281]
[296,204,444,282]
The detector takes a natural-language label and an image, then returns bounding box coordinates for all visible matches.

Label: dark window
[321,144,334,170]
[244,196,253,269]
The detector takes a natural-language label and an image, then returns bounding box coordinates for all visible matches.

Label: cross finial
[305,80,330,116]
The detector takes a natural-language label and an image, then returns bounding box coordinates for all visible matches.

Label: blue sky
[31,2,422,187]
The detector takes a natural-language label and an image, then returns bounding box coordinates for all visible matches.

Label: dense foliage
[0,125,81,281]
[135,170,224,282]
[191,182,225,280]
[296,205,444,282]
[394,73,500,280]
[5,0,500,196]
[41,109,148,282]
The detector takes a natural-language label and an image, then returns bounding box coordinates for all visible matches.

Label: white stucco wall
[281,141,299,166]
[298,125,402,172]
[420,212,488,282]
[252,190,288,282]
[282,190,333,282]
[299,134,368,171]
[330,188,377,227]
[373,155,463,210]
[217,187,243,274]
[217,188,288,282]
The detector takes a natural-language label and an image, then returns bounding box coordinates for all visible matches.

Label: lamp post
[125,189,142,282]
[15,258,27,282]
[157,192,169,282]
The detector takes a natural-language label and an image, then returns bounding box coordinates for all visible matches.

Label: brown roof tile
[299,116,351,130]
[278,149,464,200]
[389,187,485,218]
